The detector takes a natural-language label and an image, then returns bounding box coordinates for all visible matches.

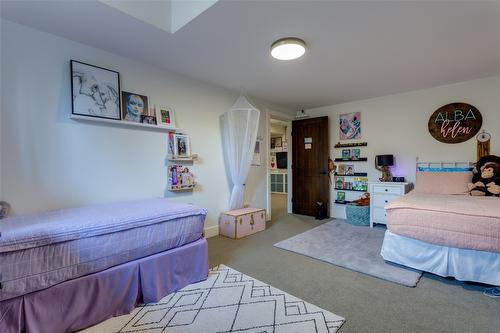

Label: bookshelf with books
[333,143,368,206]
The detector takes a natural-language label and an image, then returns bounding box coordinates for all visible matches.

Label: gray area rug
[274,220,422,287]
[83,265,345,333]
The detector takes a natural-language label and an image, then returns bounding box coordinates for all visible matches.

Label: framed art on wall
[339,112,361,140]
[71,60,121,120]
[156,106,176,128]
[121,91,148,123]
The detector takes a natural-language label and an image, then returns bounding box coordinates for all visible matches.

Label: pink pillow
[415,171,472,195]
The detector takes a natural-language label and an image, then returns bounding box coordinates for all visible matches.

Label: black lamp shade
[376,154,394,166]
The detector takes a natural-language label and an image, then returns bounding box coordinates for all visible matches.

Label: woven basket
[345,204,370,226]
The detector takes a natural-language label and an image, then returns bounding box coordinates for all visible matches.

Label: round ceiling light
[271,37,306,60]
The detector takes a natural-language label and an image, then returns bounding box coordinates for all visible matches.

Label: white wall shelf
[168,154,199,161]
[70,114,184,133]
[168,184,197,191]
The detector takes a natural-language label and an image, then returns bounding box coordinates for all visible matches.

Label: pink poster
[339,112,361,140]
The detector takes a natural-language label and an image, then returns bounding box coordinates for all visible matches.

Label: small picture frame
[351,148,361,160]
[140,115,157,125]
[174,133,191,157]
[121,91,148,123]
[342,149,351,160]
[156,106,176,128]
[337,191,346,202]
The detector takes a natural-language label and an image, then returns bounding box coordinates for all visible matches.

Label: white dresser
[369,182,411,228]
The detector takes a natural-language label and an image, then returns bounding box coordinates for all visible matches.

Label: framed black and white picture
[121,91,148,123]
[174,134,191,157]
[71,60,120,120]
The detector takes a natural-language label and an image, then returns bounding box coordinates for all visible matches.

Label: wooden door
[292,116,330,216]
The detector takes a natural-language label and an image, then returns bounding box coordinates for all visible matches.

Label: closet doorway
[268,118,291,220]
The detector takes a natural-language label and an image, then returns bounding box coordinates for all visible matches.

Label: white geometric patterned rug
[82,265,345,333]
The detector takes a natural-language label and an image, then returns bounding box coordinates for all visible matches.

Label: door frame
[266,109,294,220]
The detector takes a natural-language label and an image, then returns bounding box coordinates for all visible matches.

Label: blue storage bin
[345,204,370,226]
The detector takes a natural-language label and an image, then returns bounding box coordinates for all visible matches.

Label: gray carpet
[274,220,422,287]
[208,214,500,333]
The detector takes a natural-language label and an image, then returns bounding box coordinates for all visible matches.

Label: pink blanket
[385,192,500,252]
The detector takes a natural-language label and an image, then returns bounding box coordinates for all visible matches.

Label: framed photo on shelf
[174,133,191,157]
[342,149,351,160]
[140,115,157,125]
[336,191,346,202]
[121,91,148,123]
[351,148,361,160]
[156,106,176,128]
[71,60,121,120]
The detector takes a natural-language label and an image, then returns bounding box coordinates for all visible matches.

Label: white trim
[204,225,219,238]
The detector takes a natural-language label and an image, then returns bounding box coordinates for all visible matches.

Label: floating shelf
[334,200,352,205]
[334,172,368,177]
[334,188,367,192]
[168,154,198,161]
[334,158,368,162]
[334,142,368,148]
[70,114,183,132]
[168,184,196,191]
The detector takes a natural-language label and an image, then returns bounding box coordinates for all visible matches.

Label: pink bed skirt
[0,238,208,333]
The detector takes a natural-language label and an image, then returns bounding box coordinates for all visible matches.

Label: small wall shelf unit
[333,142,369,205]
[70,114,183,133]
[166,129,198,192]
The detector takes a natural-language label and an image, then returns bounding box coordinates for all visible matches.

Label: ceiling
[2,1,500,110]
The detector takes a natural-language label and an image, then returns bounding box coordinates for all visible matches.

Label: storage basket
[345,204,370,226]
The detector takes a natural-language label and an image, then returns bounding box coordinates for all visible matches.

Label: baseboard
[204,225,219,238]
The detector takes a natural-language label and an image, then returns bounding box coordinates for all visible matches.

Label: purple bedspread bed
[0,198,209,332]
[0,199,207,301]
[0,238,208,333]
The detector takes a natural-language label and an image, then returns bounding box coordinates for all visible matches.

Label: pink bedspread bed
[385,192,500,252]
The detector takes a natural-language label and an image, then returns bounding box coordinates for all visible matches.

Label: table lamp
[375,155,394,182]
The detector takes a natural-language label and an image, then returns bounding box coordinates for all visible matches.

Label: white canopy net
[222,96,261,210]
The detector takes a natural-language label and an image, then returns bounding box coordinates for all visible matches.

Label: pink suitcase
[219,207,266,239]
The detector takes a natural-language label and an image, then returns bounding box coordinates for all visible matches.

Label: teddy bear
[468,155,500,197]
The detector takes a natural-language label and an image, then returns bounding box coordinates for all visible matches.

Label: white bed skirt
[381,230,500,286]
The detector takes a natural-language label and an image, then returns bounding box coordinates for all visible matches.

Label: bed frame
[0,238,208,333]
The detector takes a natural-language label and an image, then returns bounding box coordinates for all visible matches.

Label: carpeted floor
[208,213,500,333]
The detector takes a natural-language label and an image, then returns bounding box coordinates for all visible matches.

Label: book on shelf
[352,177,368,191]
[335,177,344,189]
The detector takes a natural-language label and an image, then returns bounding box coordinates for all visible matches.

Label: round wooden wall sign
[428,103,482,144]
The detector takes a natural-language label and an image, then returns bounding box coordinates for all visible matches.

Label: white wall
[308,75,500,218]
[0,19,292,234]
